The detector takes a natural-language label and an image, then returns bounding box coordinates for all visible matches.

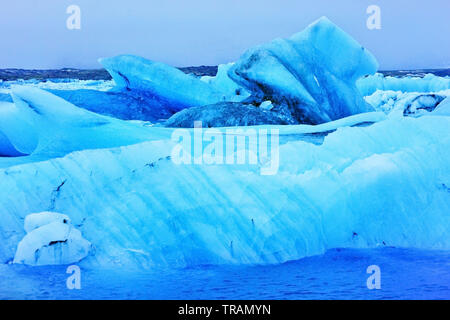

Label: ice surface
[357,73,450,96]
[24,212,71,233]
[165,102,292,127]
[3,87,170,157]
[432,97,450,116]
[1,115,449,268]
[47,89,179,122]
[365,90,448,116]
[13,212,91,266]
[100,55,228,109]
[227,17,378,124]
[200,63,251,102]
[0,101,38,156]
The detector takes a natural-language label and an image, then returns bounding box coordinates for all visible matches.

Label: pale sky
[1,0,449,70]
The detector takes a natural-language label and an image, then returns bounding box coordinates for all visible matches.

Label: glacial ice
[365,90,448,116]
[13,212,91,266]
[200,63,251,102]
[433,97,450,116]
[47,89,179,122]
[1,17,449,271]
[357,73,450,96]
[1,115,449,268]
[1,87,170,157]
[165,102,292,128]
[100,55,228,109]
[24,211,71,233]
[227,17,378,124]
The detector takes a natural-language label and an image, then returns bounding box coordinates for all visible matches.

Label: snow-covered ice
[24,212,71,233]
[13,212,91,266]
[357,73,450,96]
[364,90,448,116]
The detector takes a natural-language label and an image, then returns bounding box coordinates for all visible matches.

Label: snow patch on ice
[13,212,91,266]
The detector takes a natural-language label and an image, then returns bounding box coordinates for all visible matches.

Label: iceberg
[100,55,228,109]
[365,90,448,116]
[1,87,170,157]
[227,17,378,124]
[0,115,449,268]
[357,73,450,96]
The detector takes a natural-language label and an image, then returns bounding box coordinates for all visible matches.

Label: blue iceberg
[227,17,378,124]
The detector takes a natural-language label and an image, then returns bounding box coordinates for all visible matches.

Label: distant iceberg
[365,90,448,116]
[357,73,450,96]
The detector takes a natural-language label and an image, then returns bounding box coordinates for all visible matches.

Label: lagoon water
[1,248,449,300]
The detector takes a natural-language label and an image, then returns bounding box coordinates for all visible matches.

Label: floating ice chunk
[0,101,38,156]
[228,16,378,124]
[365,90,447,116]
[14,213,90,266]
[100,55,227,109]
[5,87,165,157]
[404,94,445,117]
[357,73,450,96]
[259,101,274,110]
[24,212,71,233]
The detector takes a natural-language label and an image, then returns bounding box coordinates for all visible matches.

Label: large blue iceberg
[0,17,449,270]
[0,115,449,267]
[227,17,378,124]
[98,17,378,125]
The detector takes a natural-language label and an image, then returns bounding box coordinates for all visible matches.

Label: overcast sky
[1,0,449,70]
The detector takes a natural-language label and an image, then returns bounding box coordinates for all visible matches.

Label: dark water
[1,248,449,300]
[0,66,218,81]
[0,68,448,81]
